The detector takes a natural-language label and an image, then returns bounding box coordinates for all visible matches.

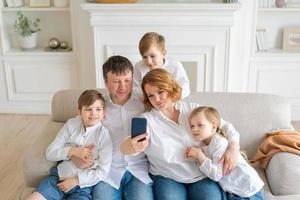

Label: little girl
[185,106,264,200]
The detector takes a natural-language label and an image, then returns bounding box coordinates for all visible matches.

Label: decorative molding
[3,60,74,101]
[104,44,215,92]
[83,4,241,28]
[82,3,241,92]
[248,61,300,120]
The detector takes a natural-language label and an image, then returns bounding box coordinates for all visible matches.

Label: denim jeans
[227,189,264,200]
[93,171,154,200]
[150,174,226,200]
[35,166,92,200]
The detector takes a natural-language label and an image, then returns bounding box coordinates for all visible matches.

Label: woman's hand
[57,177,79,193]
[185,146,206,164]
[219,141,239,175]
[121,134,149,155]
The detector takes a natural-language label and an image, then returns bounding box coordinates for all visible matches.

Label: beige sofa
[22,89,300,199]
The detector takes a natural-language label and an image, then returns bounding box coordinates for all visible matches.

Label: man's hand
[68,145,93,162]
[70,144,94,170]
[71,156,93,170]
[219,141,239,175]
[57,177,79,193]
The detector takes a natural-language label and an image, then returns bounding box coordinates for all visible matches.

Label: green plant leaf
[13,11,41,37]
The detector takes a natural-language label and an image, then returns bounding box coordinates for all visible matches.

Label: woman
[121,68,240,200]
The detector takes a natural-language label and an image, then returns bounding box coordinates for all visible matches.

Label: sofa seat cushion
[266,152,300,195]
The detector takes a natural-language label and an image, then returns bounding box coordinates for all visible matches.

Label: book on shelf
[256,28,270,52]
[286,0,300,7]
[5,0,24,8]
[258,0,275,8]
[286,3,300,8]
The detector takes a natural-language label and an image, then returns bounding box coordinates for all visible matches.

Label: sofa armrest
[266,152,300,195]
[23,120,64,187]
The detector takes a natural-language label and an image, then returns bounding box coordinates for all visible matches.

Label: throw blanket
[250,130,300,169]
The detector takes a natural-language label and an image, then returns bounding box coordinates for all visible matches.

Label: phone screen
[131,117,147,142]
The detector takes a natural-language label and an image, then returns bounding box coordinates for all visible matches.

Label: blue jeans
[35,166,92,200]
[151,174,226,200]
[227,189,264,200]
[93,171,153,200]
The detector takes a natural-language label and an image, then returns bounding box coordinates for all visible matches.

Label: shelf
[1,6,70,12]
[258,8,300,12]
[3,48,73,56]
[255,48,300,56]
[252,48,300,62]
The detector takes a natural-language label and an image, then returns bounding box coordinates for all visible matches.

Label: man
[74,55,153,200]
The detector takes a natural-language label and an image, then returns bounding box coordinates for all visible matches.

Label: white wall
[1,0,299,120]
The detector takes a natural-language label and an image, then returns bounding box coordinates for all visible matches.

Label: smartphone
[131,117,147,142]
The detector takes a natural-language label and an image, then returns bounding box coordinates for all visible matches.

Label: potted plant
[13,11,41,50]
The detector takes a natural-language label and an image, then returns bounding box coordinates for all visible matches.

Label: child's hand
[185,146,206,164]
[69,146,93,163]
[57,177,79,193]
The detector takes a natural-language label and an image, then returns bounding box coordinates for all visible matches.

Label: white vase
[275,0,285,7]
[54,0,69,8]
[18,32,38,50]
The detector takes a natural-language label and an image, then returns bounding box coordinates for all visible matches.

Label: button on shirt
[46,116,113,188]
[133,58,190,98]
[200,133,264,197]
[102,91,152,189]
[141,100,240,183]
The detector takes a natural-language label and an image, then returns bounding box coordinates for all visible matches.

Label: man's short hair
[102,55,133,82]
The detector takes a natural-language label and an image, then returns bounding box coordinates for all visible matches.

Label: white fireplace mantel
[82,3,242,91]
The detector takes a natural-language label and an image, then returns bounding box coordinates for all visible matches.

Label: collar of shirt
[80,120,102,134]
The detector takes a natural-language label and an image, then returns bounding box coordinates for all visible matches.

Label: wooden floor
[0,114,50,200]
[0,113,300,200]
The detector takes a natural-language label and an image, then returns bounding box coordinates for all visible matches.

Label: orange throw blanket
[250,130,300,169]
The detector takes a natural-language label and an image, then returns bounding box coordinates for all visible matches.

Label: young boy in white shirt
[133,32,190,98]
[26,90,112,200]
[185,106,264,199]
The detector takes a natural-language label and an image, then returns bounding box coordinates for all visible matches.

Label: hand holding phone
[131,117,147,142]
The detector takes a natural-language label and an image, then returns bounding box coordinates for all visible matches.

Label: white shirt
[200,133,264,197]
[133,58,190,98]
[141,100,240,183]
[46,116,113,188]
[102,91,152,189]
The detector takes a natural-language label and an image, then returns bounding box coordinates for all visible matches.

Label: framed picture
[282,27,300,52]
[29,0,50,7]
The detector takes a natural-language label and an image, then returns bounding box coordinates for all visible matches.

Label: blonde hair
[142,68,182,111]
[139,32,165,56]
[190,106,226,137]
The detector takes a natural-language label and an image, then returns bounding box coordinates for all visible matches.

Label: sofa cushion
[266,152,300,195]
[52,89,108,122]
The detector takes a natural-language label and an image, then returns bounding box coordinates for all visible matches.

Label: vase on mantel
[275,0,285,8]
[223,0,238,3]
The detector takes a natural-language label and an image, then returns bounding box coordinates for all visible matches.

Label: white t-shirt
[102,91,152,189]
[141,100,240,183]
[200,133,264,197]
[133,58,190,98]
[46,116,113,188]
